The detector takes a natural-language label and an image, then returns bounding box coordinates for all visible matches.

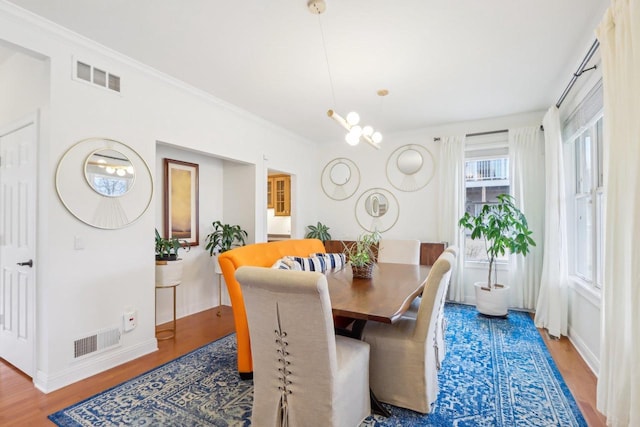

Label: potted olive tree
[205,220,248,273]
[342,231,381,279]
[155,229,189,286]
[305,221,332,242]
[458,194,535,316]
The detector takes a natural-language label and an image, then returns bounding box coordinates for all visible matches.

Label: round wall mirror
[397,148,423,175]
[365,192,388,217]
[355,187,399,232]
[56,138,153,229]
[84,149,136,197]
[321,158,360,200]
[330,162,351,185]
[386,144,436,192]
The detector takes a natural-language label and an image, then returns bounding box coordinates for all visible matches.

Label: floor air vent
[74,327,121,359]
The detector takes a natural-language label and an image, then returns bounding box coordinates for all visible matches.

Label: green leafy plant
[155,229,188,260]
[458,194,536,289]
[305,221,332,242]
[342,231,381,267]
[205,220,248,255]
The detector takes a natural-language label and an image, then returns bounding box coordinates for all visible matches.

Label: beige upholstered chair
[404,246,458,369]
[361,251,454,414]
[236,266,371,427]
[377,239,421,265]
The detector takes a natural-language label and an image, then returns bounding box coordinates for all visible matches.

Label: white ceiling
[8,0,608,144]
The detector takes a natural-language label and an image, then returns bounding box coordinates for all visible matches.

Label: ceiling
[7,0,608,144]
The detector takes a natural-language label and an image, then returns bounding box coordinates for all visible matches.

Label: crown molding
[0,0,314,146]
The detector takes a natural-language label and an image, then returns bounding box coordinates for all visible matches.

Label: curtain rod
[433,129,507,142]
[433,126,544,142]
[555,39,600,108]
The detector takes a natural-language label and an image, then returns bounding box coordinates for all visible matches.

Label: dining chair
[403,246,458,369]
[377,239,421,264]
[361,251,454,414]
[236,266,371,427]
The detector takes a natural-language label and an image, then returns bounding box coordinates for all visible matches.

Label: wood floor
[0,305,606,426]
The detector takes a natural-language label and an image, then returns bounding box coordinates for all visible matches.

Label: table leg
[371,389,391,417]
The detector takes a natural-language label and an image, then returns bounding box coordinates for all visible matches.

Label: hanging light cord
[316,14,337,109]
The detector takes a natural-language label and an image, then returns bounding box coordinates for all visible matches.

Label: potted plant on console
[155,229,189,286]
[205,220,248,273]
[342,231,381,279]
[305,221,332,242]
[458,194,535,316]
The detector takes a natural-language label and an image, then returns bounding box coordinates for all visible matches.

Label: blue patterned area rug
[49,303,586,426]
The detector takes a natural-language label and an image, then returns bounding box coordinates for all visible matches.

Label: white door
[0,115,37,377]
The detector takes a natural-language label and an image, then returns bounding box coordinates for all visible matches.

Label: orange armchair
[218,238,326,379]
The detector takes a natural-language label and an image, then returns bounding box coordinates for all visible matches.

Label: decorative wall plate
[55,138,153,229]
[386,144,435,192]
[355,188,399,233]
[321,158,360,200]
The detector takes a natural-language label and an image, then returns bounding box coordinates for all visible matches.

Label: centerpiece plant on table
[342,230,381,279]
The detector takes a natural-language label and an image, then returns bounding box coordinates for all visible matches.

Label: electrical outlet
[123,310,137,332]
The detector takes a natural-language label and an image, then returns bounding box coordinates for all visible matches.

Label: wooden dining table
[326,262,432,324]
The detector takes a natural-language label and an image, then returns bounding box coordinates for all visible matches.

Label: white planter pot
[212,254,223,274]
[155,259,184,286]
[474,282,510,316]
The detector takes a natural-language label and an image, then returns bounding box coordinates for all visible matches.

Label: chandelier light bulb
[126,166,134,174]
[351,125,362,137]
[372,131,383,144]
[362,126,373,137]
[105,166,115,174]
[346,111,360,126]
[97,159,107,168]
[116,168,126,177]
[345,132,360,146]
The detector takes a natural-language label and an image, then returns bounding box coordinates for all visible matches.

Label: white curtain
[508,126,545,310]
[534,106,569,338]
[438,135,466,302]
[596,1,640,425]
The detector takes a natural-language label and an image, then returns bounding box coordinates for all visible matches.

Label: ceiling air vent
[74,59,121,93]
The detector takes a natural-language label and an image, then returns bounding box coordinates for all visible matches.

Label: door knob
[17,259,33,268]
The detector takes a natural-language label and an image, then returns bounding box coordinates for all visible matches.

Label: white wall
[0,2,319,392]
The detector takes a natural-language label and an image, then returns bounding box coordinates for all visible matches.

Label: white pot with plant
[458,194,536,316]
[155,229,189,286]
[205,220,248,274]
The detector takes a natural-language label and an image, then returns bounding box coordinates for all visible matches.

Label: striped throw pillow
[311,252,346,270]
[291,255,327,272]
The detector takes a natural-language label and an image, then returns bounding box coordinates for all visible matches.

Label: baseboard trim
[33,338,158,393]
[567,325,600,377]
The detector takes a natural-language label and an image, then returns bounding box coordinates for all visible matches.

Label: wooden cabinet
[269,174,290,216]
[267,178,274,209]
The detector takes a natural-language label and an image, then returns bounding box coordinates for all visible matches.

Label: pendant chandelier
[309,0,384,149]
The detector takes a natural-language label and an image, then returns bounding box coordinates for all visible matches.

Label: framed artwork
[164,158,199,246]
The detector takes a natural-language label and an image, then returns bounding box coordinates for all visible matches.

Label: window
[464,147,510,262]
[572,116,605,288]
[563,79,604,290]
